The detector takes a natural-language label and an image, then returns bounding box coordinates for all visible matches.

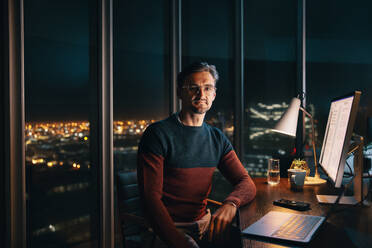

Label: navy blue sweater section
[139,114,233,169]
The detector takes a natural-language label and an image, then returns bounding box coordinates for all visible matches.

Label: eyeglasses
[182,85,217,95]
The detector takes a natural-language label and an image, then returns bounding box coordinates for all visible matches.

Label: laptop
[241,211,325,243]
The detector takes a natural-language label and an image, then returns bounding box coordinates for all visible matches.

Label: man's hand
[208,202,237,243]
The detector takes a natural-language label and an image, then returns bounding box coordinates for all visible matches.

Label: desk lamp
[272,97,326,185]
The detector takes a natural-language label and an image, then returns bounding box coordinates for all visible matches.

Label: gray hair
[177,62,219,89]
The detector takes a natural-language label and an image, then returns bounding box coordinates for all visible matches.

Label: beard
[191,107,208,114]
[190,100,211,114]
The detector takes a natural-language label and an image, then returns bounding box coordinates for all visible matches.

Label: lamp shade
[272,97,301,137]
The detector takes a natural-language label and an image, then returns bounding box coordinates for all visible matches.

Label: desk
[239,178,372,248]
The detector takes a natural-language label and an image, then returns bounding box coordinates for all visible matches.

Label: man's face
[179,71,216,114]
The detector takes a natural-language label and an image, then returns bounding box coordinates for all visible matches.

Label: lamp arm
[299,107,312,118]
[299,107,320,178]
[347,134,364,155]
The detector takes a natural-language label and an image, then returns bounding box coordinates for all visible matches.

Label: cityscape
[26,120,156,172]
[26,105,305,170]
[26,102,319,181]
[26,119,156,247]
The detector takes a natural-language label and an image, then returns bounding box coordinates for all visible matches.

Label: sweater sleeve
[217,150,256,207]
[137,151,190,248]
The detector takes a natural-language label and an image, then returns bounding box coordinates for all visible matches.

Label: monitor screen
[319,91,361,188]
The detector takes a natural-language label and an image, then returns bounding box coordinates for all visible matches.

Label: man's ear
[211,91,216,102]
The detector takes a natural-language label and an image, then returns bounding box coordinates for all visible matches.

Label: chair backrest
[117,171,142,215]
[116,170,146,240]
[116,171,159,248]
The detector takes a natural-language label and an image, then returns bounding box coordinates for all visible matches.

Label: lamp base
[304,176,327,185]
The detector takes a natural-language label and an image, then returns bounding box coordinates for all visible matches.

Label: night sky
[24,0,91,121]
[24,0,372,124]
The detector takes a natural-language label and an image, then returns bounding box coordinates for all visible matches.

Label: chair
[116,171,233,248]
[116,171,156,248]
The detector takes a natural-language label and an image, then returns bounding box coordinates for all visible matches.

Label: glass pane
[182,0,235,143]
[24,0,98,247]
[113,0,169,172]
[113,1,169,246]
[244,0,297,177]
[307,0,372,147]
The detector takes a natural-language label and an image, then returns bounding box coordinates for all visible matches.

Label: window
[24,0,99,247]
[307,0,372,146]
[243,0,298,177]
[113,0,170,171]
[113,1,170,245]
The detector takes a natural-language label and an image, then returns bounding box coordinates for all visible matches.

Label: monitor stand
[316,194,358,205]
[317,135,365,206]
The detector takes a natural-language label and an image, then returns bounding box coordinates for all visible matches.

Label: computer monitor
[318,91,361,188]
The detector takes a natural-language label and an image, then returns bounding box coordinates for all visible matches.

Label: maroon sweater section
[137,150,256,248]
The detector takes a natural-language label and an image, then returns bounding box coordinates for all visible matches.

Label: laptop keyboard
[272,214,321,241]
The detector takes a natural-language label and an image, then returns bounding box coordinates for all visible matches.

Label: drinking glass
[267,158,280,185]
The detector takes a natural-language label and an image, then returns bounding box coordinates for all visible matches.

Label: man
[137,62,256,247]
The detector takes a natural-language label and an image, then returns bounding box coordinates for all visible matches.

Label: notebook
[241,211,325,243]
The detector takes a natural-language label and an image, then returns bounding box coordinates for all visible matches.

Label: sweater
[137,114,256,247]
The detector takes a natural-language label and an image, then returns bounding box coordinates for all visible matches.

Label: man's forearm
[224,173,256,207]
[218,150,257,207]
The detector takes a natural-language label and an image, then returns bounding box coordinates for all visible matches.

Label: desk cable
[344,160,354,178]
[362,170,372,204]
[345,156,372,204]
[324,176,354,220]
[344,156,372,204]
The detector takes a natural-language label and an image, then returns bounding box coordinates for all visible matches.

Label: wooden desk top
[239,178,372,248]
